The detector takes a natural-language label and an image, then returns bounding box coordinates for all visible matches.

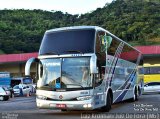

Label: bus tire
[135,88,138,101]
[131,88,138,102]
[102,93,112,112]
[138,86,141,96]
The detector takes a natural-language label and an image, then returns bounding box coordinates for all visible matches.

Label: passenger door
[93,74,106,108]
[93,31,106,108]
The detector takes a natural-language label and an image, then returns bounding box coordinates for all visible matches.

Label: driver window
[95,31,106,87]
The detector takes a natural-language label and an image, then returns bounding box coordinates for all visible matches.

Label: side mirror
[90,55,98,74]
[25,57,39,76]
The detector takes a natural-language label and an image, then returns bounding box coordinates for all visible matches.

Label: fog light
[83,104,92,108]
[88,104,92,108]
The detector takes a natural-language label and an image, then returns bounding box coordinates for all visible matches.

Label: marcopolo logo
[44,62,60,67]
[59,95,63,99]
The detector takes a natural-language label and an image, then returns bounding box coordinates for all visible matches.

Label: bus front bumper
[36,98,94,110]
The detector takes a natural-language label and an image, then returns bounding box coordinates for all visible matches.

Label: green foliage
[0,49,5,54]
[0,0,160,54]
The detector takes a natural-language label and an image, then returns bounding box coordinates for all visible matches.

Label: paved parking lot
[0,95,37,112]
[0,94,160,119]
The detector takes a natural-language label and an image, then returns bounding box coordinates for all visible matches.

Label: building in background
[0,46,160,84]
[0,52,38,80]
[135,46,160,84]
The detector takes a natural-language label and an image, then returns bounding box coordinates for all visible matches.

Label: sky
[0,0,113,15]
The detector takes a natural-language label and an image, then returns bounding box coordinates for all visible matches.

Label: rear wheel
[131,88,138,102]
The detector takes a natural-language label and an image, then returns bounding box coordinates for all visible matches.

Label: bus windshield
[38,57,92,90]
[39,29,95,55]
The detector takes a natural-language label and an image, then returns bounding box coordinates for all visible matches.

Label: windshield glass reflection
[37,57,91,90]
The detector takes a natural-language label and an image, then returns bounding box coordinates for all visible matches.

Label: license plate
[56,104,66,108]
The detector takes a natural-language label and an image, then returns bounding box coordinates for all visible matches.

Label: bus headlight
[77,96,92,101]
[37,95,47,100]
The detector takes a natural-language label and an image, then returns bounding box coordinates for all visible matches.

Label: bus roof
[46,26,105,33]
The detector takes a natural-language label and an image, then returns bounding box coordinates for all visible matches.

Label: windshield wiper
[64,50,83,54]
[65,84,84,88]
[43,51,59,55]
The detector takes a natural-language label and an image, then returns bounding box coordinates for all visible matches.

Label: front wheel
[101,93,112,112]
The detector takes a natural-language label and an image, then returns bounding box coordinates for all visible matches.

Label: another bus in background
[143,65,160,83]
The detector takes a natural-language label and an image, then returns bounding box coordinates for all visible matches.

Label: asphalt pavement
[0,94,160,119]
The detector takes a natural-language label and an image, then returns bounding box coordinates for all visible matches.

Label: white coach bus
[25,26,143,112]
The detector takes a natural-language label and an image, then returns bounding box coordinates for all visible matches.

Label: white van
[11,77,35,93]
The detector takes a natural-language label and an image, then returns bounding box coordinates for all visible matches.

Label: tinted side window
[138,68,144,74]
[120,44,140,63]
[144,67,150,74]
[147,82,160,86]
[150,67,160,74]
[144,67,160,74]
[153,82,160,86]
[108,38,121,56]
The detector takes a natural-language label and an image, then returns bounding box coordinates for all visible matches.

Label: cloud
[0,0,113,14]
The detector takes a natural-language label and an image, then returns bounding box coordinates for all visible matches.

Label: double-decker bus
[25,26,143,111]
